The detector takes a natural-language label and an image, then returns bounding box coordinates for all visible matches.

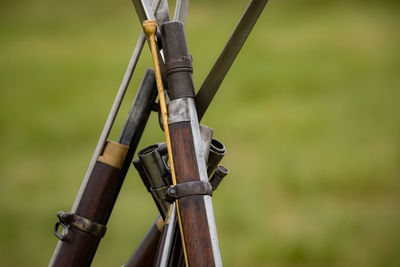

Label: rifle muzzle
[207,138,226,177]
[135,143,171,218]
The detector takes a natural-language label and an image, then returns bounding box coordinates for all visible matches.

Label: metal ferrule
[168,98,208,183]
[168,98,191,124]
[207,138,226,177]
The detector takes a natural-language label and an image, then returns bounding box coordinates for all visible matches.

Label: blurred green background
[1,0,399,266]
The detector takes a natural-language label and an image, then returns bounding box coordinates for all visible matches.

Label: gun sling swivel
[54,211,107,241]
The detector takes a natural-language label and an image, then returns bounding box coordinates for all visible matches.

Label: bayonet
[195,0,269,120]
[173,0,189,24]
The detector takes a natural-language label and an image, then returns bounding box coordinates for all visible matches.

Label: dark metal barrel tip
[138,143,160,156]
[215,165,229,176]
[207,138,227,177]
[210,138,226,155]
[210,165,229,191]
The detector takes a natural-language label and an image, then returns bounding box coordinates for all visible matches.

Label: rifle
[50,69,157,266]
[50,0,268,266]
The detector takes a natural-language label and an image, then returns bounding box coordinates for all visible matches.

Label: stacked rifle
[49,0,268,266]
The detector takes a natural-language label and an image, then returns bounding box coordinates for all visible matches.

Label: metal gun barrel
[207,138,226,177]
[50,69,157,267]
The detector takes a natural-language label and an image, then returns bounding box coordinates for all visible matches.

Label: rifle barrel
[50,69,157,267]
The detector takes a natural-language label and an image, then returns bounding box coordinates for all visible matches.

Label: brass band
[98,141,129,169]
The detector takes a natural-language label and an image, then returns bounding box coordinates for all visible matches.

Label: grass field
[0,0,399,266]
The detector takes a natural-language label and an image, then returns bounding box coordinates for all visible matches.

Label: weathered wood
[170,122,215,266]
[161,21,222,266]
[51,161,122,267]
[50,69,157,267]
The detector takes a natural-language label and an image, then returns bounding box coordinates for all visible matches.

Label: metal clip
[53,211,107,240]
[54,221,69,241]
[165,181,213,202]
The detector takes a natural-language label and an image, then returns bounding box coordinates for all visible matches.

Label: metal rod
[142,20,176,186]
[71,32,145,212]
[156,0,170,25]
[133,0,163,51]
[155,204,177,267]
[195,0,268,121]
[143,19,189,266]
[173,0,189,24]
[71,0,162,213]
[50,69,157,266]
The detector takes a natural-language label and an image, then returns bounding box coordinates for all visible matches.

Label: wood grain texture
[51,161,123,267]
[170,122,216,267]
[51,229,99,266]
[76,161,123,224]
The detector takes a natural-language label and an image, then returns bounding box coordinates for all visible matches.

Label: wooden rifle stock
[50,69,157,267]
[161,21,222,266]
[125,125,219,267]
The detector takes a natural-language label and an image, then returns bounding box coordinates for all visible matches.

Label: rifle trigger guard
[54,211,107,240]
[165,181,213,202]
